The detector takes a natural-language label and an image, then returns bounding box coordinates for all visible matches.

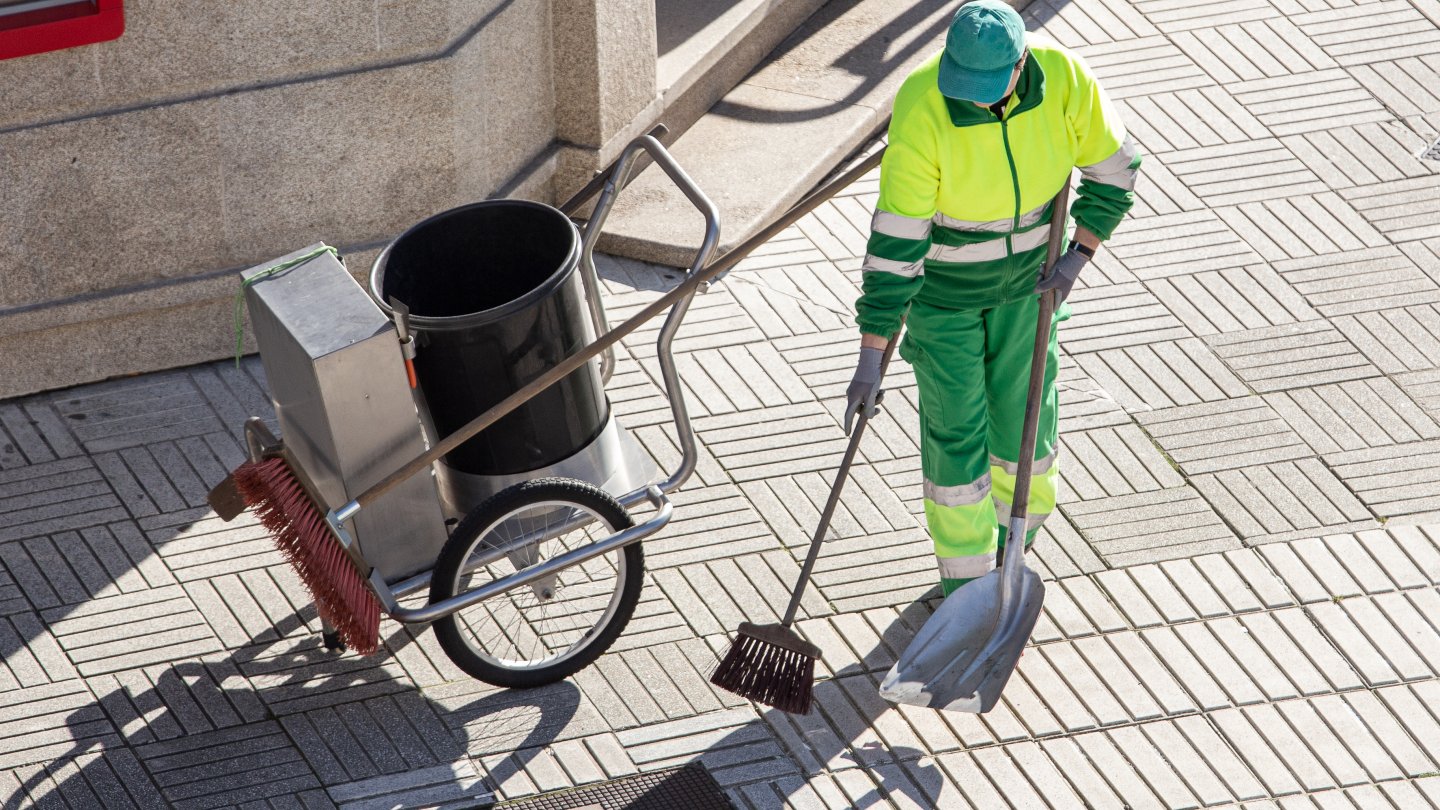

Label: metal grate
[1423,135,1440,161]
[490,764,735,810]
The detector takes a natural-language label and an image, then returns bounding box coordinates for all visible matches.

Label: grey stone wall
[0,0,657,399]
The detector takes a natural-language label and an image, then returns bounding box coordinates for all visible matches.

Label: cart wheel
[430,477,643,688]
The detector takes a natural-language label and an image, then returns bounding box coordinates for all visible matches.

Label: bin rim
[369,199,582,331]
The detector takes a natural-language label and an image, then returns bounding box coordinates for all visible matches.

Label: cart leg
[321,619,346,653]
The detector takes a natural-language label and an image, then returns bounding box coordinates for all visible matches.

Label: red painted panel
[0,0,124,61]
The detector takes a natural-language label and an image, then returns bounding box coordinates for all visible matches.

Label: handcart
[213,134,885,688]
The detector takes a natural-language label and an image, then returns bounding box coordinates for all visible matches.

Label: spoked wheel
[429,477,643,688]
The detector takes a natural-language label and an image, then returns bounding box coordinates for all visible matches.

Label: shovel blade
[879,568,1046,713]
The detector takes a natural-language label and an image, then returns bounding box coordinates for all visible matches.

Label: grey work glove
[844,346,885,436]
[1035,247,1091,303]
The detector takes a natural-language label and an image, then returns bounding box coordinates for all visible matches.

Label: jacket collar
[942,56,1046,127]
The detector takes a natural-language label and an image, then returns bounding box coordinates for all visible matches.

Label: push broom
[709,332,901,714]
[219,138,889,660]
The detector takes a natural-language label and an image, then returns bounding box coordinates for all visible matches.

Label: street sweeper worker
[845,0,1139,597]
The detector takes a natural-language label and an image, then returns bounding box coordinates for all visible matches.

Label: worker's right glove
[1034,246,1091,303]
[844,346,885,436]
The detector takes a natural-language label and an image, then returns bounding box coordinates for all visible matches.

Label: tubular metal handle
[343,137,887,517]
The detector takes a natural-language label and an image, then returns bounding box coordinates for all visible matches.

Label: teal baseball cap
[938,0,1027,104]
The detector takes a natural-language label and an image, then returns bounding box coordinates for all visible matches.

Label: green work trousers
[899,295,1063,596]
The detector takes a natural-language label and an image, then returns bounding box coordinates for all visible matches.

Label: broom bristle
[233,457,381,654]
[711,630,817,714]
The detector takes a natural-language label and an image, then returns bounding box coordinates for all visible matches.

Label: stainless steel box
[243,244,448,583]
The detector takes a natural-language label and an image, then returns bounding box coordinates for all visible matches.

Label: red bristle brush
[233,456,380,654]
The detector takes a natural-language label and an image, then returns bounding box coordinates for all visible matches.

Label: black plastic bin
[370,200,608,476]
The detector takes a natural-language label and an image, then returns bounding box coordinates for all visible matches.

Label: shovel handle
[781,323,904,628]
[1007,183,1071,531]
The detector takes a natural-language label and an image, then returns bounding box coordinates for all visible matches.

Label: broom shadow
[702,593,954,808]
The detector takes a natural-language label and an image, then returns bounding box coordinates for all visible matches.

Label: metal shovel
[877,182,1071,713]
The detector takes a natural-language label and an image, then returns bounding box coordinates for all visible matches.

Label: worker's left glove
[844,347,884,436]
[1034,247,1090,303]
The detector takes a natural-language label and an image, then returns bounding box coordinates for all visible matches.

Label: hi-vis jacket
[856,35,1141,336]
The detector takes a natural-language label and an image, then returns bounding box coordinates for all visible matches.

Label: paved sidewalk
[6,1,1440,808]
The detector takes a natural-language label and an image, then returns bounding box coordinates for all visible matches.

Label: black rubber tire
[430,477,642,688]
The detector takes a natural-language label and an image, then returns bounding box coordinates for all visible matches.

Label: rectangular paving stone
[1060,424,1186,500]
[1150,264,1320,337]
[1173,713,1268,801]
[1056,353,1132,431]
[1206,321,1380,392]
[1236,611,1332,696]
[1061,282,1194,355]
[1192,458,1370,544]
[1161,558,1233,618]
[1140,719,1236,806]
[1094,569,1164,627]
[1342,595,1436,679]
[1268,377,1440,454]
[1139,397,1313,474]
[1025,0,1161,46]
[1079,35,1213,98]
[1323,690,1435,779]
[1275,699,1371,788]
[1120,85,1270,152]
[1274,247,1440,317]
[1377,682,1440,770]
[1077,338,1251,415]
[1271,606,1366,691]
[1244,703,1336,792]
[1190,552,1264,613]
[0,680,118,771]
[1174,620,1268,705]
[1209,707,1303,796]
[1342,174,1440,242]
[1072,635,1166,721]
[1224,547,1298,608]
[1322,533,1400,594]
[1106,208,1265,278]
[1294,0,1440,66]
[1290,536,1364,598]
[1229,69,1392,136]
[1172,18,1336,83]
[1348,58,1440,120]
[1071,729,1164,808]
[1286,123,1438,191]
[41,584,219,677]
[1326,439,1440,522]
[1063,486,1240,566]
[1163,138,1329,207]
[1335,304,1440,374]
[1013,650,1098,733]
[1128,561,1201,623]
[1037,737,1127,808]
[1220,194,1390,264]
[1140,626,1233,710]
[1308,600,1401,686]
[134,720,321,809]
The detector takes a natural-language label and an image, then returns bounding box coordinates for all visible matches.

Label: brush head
[233,457,381,654]
[710,622,819,714]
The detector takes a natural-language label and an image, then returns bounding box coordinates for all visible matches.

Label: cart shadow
[2,609,583,808]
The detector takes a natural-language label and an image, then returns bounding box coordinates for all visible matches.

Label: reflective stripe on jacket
[856,35,1141,336]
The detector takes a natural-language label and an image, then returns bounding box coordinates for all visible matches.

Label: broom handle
[348,143,888,512]
[780,328,903,628]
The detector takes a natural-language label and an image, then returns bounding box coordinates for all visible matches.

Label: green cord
[233,245,340,367]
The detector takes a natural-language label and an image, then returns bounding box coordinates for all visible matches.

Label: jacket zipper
[999,110,1022,296]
